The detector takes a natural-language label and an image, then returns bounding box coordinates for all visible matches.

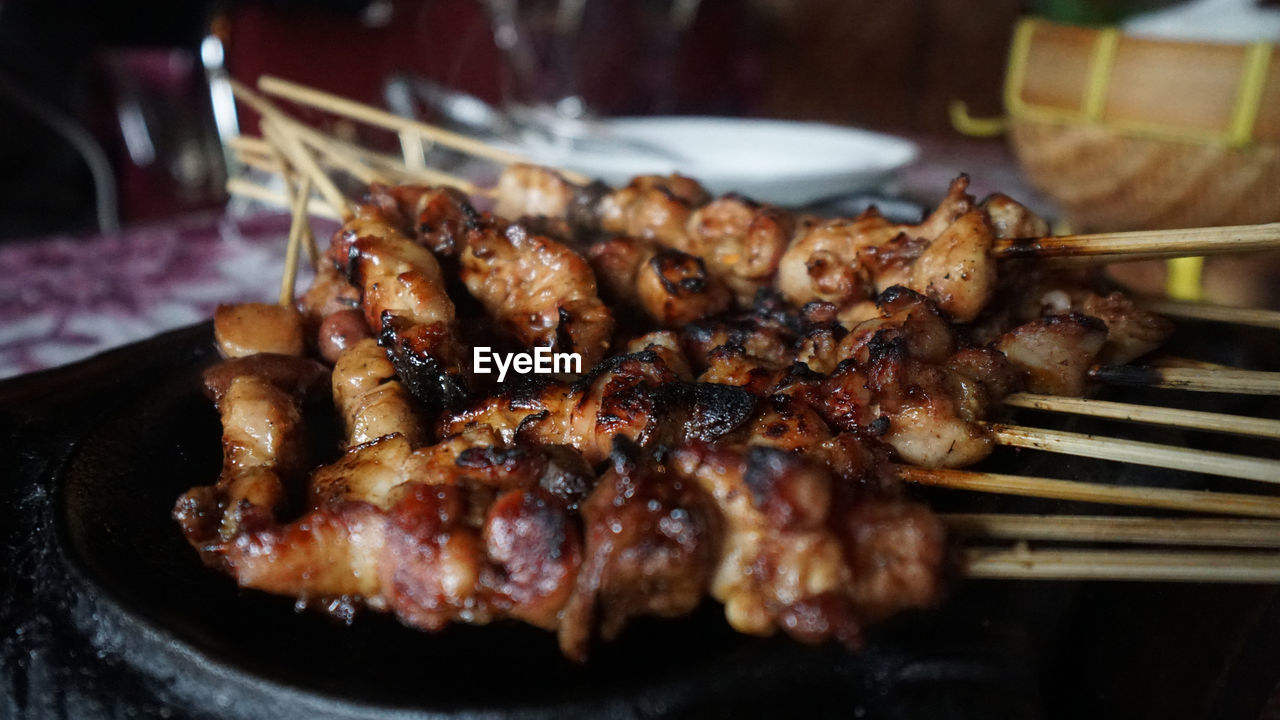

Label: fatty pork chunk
[558,438,721,660]
[461,219,614,369]
[331,337,426,448]
[587,235,732,327]
[297,262,371,365]
[494,164,713,245]
[192,418,589,633]
[365,183,480,257]
[330,201,469,412]
[776,175,999,323]
[493,163,579,226]
[819,287,1017,468]
[440,349,756,465]
[681,291,802,377]
[972,267,1174,368]
[213,302,306,359]
[682,194,796,305]
[670,442,945,645]
[593,173,711,247]
[173,353,330,561]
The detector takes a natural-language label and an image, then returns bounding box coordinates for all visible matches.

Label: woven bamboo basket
[958,18,1280,234]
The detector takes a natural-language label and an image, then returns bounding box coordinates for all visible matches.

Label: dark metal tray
[1,321,1276,719]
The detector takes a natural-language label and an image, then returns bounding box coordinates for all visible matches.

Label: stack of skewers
[186,75,1280,660]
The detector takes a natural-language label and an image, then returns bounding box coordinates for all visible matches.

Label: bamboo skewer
[962,547,1280,582]
[226,177,341,220]
[992,223,1280,261]
[234,150,286,177]
[255,75,591,180]
[1092,365,1280,395]
[228,80,354,217]
[278,175,312,305]
[894,465,1280,518]
[295,131,390,186]
[944,514,1280,548]
[232,131,490,197]
[226,134,276,163]
[1143,298,1280,331]
[1148,356,1236,370]
[260,117,352,220]
[1002,393,1280,440]
[987,423,1280,483]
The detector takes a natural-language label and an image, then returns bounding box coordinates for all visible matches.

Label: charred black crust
[742,445,801,508]
[868,416,891,436]
[569,181,610,231]
[866,331,908,364]
[876,285,929,309]
[997,236,1042,260]
[778,362,825,384]
[377,317,468,414]
[456,444,533,470]
[344,240,365,287]
[570,350,661,394]
[460,200,484,232]
[831,358,861,376]
[1043,312,1109,332]
[514,409,552,439]
[660,382,756,441]
[555,307,575,353]
[607,435,645,477]
[650,250,708,295]
[503,376,563,407]
[538,445,597,508]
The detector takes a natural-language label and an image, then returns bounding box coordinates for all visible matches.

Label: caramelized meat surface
[176,170,1174,660]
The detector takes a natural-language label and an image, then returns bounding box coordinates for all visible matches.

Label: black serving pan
[1,320,1278,720]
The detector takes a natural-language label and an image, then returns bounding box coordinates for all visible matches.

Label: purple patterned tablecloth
[0,212,334,380]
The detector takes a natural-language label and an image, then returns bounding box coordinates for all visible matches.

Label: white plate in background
[512,117,919,206]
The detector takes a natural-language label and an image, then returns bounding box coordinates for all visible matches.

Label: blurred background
[0,0,1215,237]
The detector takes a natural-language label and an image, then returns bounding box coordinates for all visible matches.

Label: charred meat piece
[995,313,1108,396]
[174,354,329,558]
[821,344,994,469]
[441,350,753,464]
[906,208,996,323]
[494,164,578,225]
[777,175,975,310]
[831,491,947,623]
[670,443,861,646]
[595,175,707,247]
[638,249,733,327]
[332,337,425,448]
[684,194,794,304]
[366,183,480,257]
[462,222,613,368]
[332,205,469,412]
[558,438,720,660]
[587,236,732,327]
[483,486,583,629]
